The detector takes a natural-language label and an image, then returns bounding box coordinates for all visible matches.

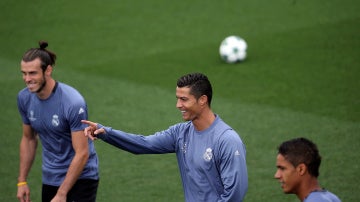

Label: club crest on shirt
[52,114,60,127]
[203,148,213,162]
[28,110,36,121]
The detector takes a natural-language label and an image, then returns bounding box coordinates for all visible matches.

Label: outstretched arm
[81,120,176,154]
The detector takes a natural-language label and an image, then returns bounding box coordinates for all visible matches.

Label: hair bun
[39,40,48,49]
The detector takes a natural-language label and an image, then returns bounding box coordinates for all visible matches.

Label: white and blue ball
[219,36,247,63]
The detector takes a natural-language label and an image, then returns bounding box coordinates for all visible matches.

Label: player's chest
[27,100,66,131]
[183,136,217,171]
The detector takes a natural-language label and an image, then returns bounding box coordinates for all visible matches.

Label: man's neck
[298,177,321,201]
[37,78,56,100]
[192,110,216,131]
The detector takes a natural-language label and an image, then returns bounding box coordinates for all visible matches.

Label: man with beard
[16,41,99,202]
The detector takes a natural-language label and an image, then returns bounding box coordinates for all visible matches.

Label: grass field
[1,0,359,201]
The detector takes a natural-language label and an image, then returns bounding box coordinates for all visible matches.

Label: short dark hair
[22,40,57,71]
[277,137,321,177]
[177,73,213,106]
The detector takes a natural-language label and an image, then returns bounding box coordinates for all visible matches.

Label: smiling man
[16,41,99,202]
[274,137,341,202]
[82,72,248,202]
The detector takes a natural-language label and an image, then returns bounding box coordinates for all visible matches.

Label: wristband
[17,182,27,186]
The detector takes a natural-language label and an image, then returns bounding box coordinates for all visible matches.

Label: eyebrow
[21,70,38,73]
[276,165,285,169]
[176,96,188,99]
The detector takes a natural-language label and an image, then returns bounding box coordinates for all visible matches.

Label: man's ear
[45,65,53,76]
[199,95,208,106]
[296,163,307,176]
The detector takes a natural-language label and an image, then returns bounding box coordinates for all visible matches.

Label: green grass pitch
[0,0,359,201]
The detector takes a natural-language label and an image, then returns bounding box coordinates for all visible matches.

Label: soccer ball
[219,36,247,63]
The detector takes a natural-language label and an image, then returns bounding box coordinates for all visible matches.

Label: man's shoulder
[58,82,81,94]
[213,116,238,137]
[18,87,30,96]
[305,190,341,202]
[171,121,192,130]
[57,82,85,102]
[17,88,33,104]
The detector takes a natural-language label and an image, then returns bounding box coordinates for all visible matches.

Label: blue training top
[17,82,99,186]
[98,115,248,202]
[304,189,341,202]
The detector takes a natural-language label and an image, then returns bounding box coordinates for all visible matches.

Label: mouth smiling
[27,83,36,88]
[26,82,40,92]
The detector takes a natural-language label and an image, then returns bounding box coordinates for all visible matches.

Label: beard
[35,76,47,93]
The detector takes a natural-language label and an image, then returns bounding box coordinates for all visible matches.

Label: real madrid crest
[203,148,213,162]
[52,114,60,127]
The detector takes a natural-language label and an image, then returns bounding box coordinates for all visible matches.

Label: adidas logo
[78,107,85,114]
